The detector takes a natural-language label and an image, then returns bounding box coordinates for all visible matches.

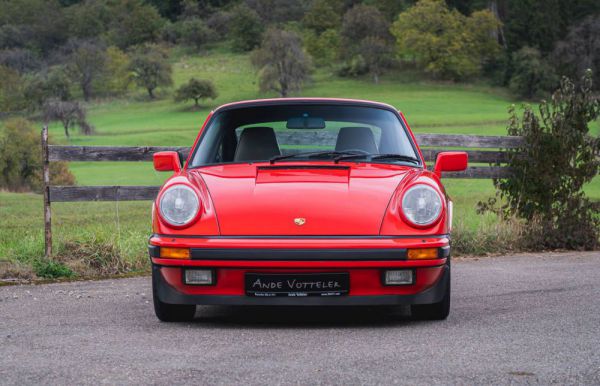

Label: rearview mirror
[153,151,182,173]
[286,116,326,129]
[433,151,468,177]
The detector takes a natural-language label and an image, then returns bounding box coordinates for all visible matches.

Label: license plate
[245,273,349,297]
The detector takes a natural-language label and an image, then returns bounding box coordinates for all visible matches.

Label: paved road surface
[1,252,599,385]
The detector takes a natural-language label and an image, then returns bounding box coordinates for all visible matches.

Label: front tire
[411,265,450,321]
[152,268,196,322]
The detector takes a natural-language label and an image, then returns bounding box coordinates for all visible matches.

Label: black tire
[152,269,196,322]
[411,265,450,321]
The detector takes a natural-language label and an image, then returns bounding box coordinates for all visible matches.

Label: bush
[33,259,74,279]
[174,78,217,107]
[479,71,600,250]
[0,118,75,192]
[509,47,558,99]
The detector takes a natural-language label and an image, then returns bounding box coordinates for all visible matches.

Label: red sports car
[149,98,467,322]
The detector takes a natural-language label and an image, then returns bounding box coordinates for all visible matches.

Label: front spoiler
[153,263,449,306]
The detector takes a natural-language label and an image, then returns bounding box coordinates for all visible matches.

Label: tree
[66,39,107,101]
[106,0,165,48]
[251,29,311,98]
[508,47,558,99]
[390,0,501,80]
[229,4,263,52]
[23,66,72,111]
[0,118,75,192]
[0,65,26,112]
[339,4,394,82]
[174,78,218,107]
[95,46,132,97]
[129,45,173,99]
[553,16,600,90]
[359,36,394,84]
[302,0,343,34]
[176,18,215,49]
[479,71,600,250]
[43,99,94,138]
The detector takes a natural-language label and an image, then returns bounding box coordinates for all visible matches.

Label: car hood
[190,163,413,235]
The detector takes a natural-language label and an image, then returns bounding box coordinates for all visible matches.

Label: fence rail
[41,127,521,256]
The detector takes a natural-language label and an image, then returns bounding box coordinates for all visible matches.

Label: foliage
[339,4,394,82]
[105,0,165,48]
[303,29,341,68]
[23,66,72,111]
[229,4,264,52]
[552,16,600,90]
[479,71,600,250]
[43,99,94,138]
[0,48,41,73]
[94,46,132,97]
[0,65,26,112]
[0,118,75,192]
[508,46,558,99]
[251,28,311,98]
[0,0,67,53]
[176,18,216,49]
[66,39,107,101]
[302,0,343,34]
[128,44,173,99]
[245,0,307,24]
[33,259,74,278]
[390,0,501,80]
[174,78,218,107]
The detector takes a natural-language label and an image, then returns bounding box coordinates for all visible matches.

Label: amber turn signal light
[160,247,190,259]
[407,248,438,260]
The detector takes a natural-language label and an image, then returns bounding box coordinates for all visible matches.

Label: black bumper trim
[152,234,450,240]
[152,264,449,306]
[149,245,450,260]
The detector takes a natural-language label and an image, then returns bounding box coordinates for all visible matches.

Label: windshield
[189,104,420,167]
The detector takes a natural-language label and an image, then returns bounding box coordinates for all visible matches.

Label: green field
[1,51,598,278]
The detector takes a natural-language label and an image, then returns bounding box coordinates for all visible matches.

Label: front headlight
[159,184,200,226]
[401,184,443,226]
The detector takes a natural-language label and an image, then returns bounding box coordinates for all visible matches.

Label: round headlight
[401,184,443,226]
[159,185,200,226]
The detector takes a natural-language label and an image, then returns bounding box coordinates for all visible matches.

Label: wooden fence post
[41,125,52,258]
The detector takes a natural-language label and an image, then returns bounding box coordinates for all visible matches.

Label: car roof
[213,98,399,113]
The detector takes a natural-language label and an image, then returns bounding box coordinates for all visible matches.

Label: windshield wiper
[333,153,420,164]
[269,150,363,164]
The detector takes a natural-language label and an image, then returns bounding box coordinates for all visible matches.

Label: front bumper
[149,234,450,306]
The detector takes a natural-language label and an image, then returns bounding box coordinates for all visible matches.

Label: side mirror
[433,151,468,177]
[153,151,182,173]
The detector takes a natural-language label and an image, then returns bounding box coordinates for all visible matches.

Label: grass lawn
[1,50,598,277]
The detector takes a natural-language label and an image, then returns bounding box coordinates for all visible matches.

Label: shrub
[509,47,558,99]
[33,259,74,279]
[479,71,600,250]
[0,118,75,192]
[174,78,217,107]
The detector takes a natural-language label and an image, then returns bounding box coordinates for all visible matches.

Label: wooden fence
[40,126,522,256]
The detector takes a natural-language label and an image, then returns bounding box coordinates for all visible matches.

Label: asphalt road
[1,252,599,385]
